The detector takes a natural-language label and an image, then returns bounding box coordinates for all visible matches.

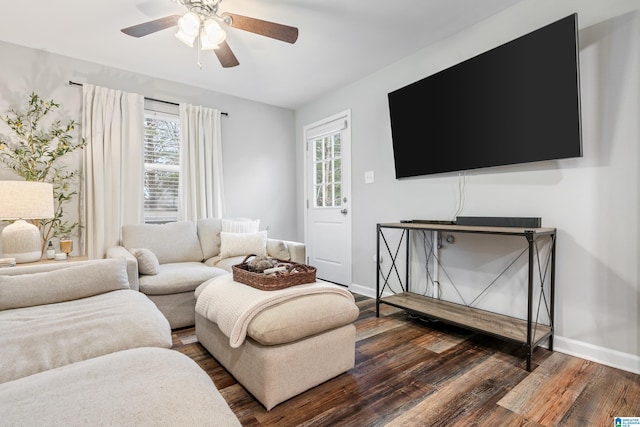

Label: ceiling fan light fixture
[121,4,298,69]
[199,38,219,50]
[175,29,197,47]
[201,19,226,50]
[175,12,200,47]
[178,12,200,36]
[200,33,222,50]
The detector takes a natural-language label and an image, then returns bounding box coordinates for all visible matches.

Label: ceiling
[0,0,526,109]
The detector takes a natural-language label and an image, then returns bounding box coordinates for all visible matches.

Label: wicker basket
[232,254,317,291]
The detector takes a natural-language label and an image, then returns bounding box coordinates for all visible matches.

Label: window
[312,132,342,207]
[143,111,180,223]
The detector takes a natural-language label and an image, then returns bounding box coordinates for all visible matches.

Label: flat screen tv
[388,13,582,178]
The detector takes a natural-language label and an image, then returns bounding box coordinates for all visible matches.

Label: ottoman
[195,275,360,410]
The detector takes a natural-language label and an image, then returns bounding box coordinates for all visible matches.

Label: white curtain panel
[178,103,225,221]
[81,84,144,259]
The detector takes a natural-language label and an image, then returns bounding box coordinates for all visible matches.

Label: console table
[376,222,556,371]
[0,256,88,268]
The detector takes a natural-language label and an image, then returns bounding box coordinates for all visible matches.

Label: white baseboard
[348,283,640,375]
[349,283,376,298]
[349,283,395,299]
[553,335,640,375]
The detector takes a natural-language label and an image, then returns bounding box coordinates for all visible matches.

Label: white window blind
[143,111,180,223]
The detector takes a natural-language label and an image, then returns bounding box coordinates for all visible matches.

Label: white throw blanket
[195,273,354,348]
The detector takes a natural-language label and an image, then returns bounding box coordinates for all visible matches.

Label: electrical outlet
[364,170,374,184]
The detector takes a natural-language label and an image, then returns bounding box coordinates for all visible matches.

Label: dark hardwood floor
[171,294,640,426]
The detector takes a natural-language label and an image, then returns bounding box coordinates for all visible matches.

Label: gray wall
[0,40,298,250]
[295,1,640,373]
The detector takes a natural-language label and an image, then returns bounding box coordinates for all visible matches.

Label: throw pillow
[266,240,290,261]
[219,231,268,259]
[0,258,129,310]
[130,248,160,275]
[221,218,260,233]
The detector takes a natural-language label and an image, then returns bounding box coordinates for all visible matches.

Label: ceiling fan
[120,0,299,68]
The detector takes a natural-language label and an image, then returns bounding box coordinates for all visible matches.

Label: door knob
[340,208,348,215]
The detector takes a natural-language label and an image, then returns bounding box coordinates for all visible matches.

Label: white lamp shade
[0,181,54,263]
[0,181,54,220]
[175,29,197,47]
[201,19,226,50]
[175,12,200,47]
[178,12,200,36]
[200,36,220,50]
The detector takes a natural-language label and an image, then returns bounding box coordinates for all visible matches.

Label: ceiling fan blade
[214,41,240,68]
[121,15,181,38]
[222,12,299,44]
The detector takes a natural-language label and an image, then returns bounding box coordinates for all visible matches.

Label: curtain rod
[68,80,228,117]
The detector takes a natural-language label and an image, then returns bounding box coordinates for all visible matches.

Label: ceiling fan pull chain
[197,31,203,69]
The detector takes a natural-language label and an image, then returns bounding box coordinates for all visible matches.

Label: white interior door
[304,111,351,286]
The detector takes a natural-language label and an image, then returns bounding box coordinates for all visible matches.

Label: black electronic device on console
[399,220,456,225]
[455,216,542,228]
[411,219,456,225]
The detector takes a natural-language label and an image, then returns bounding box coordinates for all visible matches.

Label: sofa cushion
[205,255,246,272]
[267,239,291,261]
[219,231,267,259]
[122,221,204,264]
[197,218,223,260]
[222,218,260,233]
[130,248,160,275]
[197,218,261,260]
[0,290,171,383]
[139,262,227,295]
[206,241,294,267]
[0,347,241,426]
[0,258,129,311]
[246,293,360,346]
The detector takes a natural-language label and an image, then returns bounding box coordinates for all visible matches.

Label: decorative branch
[0,92,86,253]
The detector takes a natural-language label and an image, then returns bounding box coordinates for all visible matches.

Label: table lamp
[0,181,54,263]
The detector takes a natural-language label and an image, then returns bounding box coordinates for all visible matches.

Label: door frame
[303,109,352,287]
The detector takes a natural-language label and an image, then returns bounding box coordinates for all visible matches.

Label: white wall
[0,40,298,253]
[295,0,640,373]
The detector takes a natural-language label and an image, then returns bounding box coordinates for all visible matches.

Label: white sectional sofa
[0,347,240,426]
[0,258,171,383]
[108,218,305,329]
[0,258,240,426]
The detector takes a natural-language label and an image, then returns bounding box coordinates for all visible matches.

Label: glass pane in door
[312,133,342,208]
